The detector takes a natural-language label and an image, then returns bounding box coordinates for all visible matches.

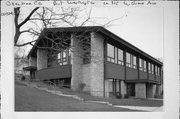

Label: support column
[37,49,48,70]
[71,34,83,91]
[105,80,109,97]
[135,83,146,98]
[147,84,156,98]
[90,32,104,97]
[29,56,37,67]
[121,80,127,98]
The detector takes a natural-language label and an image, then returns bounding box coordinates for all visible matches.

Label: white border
[1,1,179,119]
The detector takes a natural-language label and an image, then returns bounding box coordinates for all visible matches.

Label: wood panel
[36,65,71,80]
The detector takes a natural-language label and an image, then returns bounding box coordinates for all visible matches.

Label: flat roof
[28,26,163,65]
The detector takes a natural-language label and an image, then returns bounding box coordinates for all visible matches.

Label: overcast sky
[90,7,163,59]
[20,6,163,59]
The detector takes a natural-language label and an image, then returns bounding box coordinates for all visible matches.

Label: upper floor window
[58,49,70,66]
[126,52,136,69]
[118,49,124,65]
[143,60,147,72]
[155,65,158,75]
[139,58,143,71]
[126,52,131,67]
[107,43,124,65]
[157,66,160,76]
[132,55,137,69]
[148,62,151,73]
[151,64,154,74]
[107,44,115,63]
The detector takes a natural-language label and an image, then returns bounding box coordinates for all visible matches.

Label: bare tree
[14,7,127,63]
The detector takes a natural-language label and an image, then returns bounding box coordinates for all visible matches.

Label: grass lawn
[15,82,137,111]
[15,80,163,111]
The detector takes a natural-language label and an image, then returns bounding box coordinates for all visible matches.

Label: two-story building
[23,26,163,98]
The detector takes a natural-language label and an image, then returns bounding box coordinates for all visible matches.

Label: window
[115,47,118,64]
[132,55,137,69]
[126,52,131,67]
[144,60,147,72]
[107,44,115,63]
[107,43,124,65]
[57,49,70,65]
[139,58,143,71]
[157,67,160,76]
[148,62,151,73]
[151,64,154,74]
[155,65,158,75]
[125,52,136,69]
[118,49,123,65]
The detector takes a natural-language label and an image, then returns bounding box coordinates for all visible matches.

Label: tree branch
[15,39,37,47]
[18,7,39,28]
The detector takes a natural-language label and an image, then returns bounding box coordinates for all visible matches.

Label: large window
[139,58,147,72]
[151,64,154,74]
[126,52,131,67]
[58,49,70,65]
[155,65,158,75]
[148,62,156,74]
[139,58,143,71]
[107,43,124,65]
[118,49,124,65]
[143,60,147,72]
[107,44,115,63]
[126,52,137,69]
[157,66,160,76]
[148,62,151,73]
[132,55,137,69]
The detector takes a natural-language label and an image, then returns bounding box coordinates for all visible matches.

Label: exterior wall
[37,49,48,70]
[135,83,146,98]
[29,56,37,67]
[106,62,125,79]
[149,74,155,80]
[139,71,147,80]
[147,84,156,98]
[36,65,71,80]
[126,68,138,80]
[90,32,104,97]
[82,64,91,92]
[71,34,83,91]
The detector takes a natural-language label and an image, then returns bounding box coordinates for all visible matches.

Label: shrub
[116,94,122,99]
[78,83,86,91]
[124,94,129,98]
[21,75,26,81]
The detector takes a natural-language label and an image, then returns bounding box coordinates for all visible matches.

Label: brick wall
[90,32,104,97]
[37,49,47,70]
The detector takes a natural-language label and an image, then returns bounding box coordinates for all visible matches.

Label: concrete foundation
[90,32,104,97]
[37,49,48,70]
[135,83,146,98]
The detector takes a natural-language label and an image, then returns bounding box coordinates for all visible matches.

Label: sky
[19,6,163,59]
[90,7,163,59]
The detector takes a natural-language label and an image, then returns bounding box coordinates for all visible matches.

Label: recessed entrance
[127,83,135,97]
